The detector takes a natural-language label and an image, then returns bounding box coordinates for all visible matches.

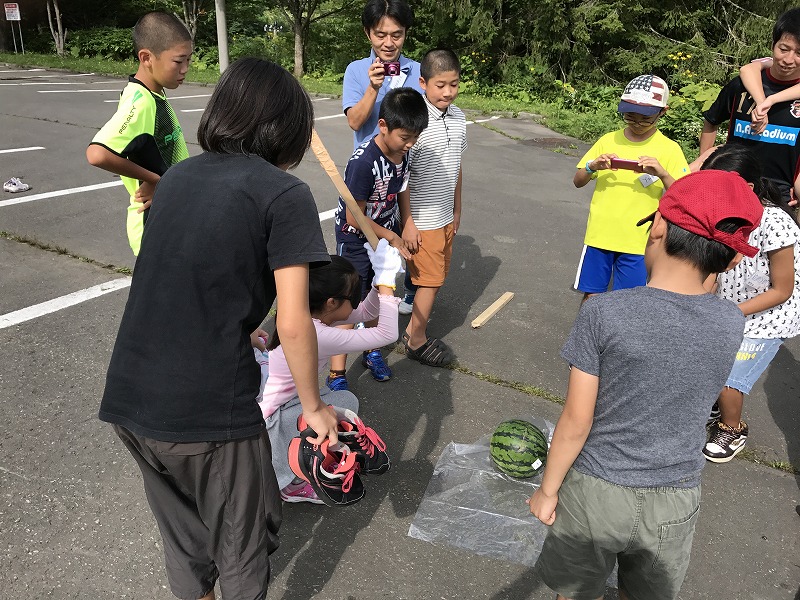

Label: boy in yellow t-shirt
[574,75,689,299]
[86,11,192,256]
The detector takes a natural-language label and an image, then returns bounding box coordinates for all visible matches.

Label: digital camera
[382,61,401,76]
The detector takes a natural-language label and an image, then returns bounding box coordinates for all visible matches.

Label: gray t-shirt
[562,286,745,488]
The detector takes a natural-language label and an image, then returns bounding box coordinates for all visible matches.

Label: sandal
[403,335,453,367]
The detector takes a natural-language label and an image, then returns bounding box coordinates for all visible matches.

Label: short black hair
[197,58,313,169]
[420,48,461,80]
[361,0,414,32]
[663,219,744,275]
[773,8,800,46]
[268,255,359,350]
[702,144,797,223]
[133,12,192,56]
[379,88,428,133]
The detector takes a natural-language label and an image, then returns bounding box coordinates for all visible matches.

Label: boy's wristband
[585,161,596,174]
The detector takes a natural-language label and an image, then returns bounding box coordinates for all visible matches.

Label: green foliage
[68,27,135,61]
[228,33,294,68]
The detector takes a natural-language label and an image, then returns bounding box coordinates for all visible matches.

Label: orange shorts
[406,223,454,287]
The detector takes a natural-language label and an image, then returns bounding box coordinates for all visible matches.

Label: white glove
[364,239,403,288]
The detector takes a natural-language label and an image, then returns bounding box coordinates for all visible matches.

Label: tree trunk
[46,0,66,56]
[293,20,304,78]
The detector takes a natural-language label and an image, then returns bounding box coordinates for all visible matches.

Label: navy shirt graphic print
[334,137,409,244]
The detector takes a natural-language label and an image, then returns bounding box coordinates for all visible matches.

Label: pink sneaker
[280,480,325,504]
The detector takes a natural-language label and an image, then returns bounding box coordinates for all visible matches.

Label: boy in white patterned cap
[573,75,689,300]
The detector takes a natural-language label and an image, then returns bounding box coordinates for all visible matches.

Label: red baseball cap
[637,170,764,257]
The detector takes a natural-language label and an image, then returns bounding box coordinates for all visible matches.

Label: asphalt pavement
[1,66,798,599]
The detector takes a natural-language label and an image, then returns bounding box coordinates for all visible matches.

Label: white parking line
[0,81,119,86]
[0,146,45,154]
[106,93,211,103]
[319,208,336,221]
[2,206,337,327]
[315,113,345,120]
[38,89,121,93]
[0,278,132,329]
[8,72,96,79]
[0,181,123,208]
[312,97,331,101]
[180,108,204,113]
[0,68,45,73]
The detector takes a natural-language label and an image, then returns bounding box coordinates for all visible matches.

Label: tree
[275,0,359,77]
[175,0,207,40]
[46,0,67,56]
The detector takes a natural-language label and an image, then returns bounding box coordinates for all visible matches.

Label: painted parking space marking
[0,68,45,73]
[0,146,45,154]
[38,89,121,93]
[0,181,123,208]
[0,277,133,329]
[180,108,205,113]
[105,93,212,103]
[1,206,337,327]
[5,72,96,79]
[318,208,336,221]
[315,113,345,121]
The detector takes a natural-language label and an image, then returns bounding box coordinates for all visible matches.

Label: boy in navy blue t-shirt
[329,87,428,387]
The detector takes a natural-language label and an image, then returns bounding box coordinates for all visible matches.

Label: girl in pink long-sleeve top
[256,240,402,504]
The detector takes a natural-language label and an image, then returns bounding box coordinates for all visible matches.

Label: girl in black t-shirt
[100,58,339,600]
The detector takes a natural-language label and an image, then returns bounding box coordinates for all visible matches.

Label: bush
[68,27,134,61]
[228,34,293,70]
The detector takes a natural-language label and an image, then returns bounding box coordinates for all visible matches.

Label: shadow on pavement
[269,234,500,598]
[763,345,800,491]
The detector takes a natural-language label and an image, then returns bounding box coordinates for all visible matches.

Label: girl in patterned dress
[701,145,800,462]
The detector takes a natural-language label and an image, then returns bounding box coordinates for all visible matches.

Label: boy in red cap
[528,170,763,600]
[574,75,689,299]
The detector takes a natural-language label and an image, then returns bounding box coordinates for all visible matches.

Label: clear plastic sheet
[408,417,617,587]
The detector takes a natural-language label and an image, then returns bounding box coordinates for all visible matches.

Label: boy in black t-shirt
[328,87,428,387]
[701,7,800,204]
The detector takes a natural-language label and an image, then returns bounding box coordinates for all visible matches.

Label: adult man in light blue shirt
[342,0,423,149]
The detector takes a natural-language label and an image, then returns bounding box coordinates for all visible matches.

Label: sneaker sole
[703,442,747,463]
[280,493,325,505]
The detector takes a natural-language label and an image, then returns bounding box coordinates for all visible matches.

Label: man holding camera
[342,0,423,149]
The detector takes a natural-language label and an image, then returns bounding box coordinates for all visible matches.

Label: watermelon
[489,419,548,478]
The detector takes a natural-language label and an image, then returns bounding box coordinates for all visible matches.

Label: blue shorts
[574,246,646,293]
[725,337,784,394]
[337,241,372,300]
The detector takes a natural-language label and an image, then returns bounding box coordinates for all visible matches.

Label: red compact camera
[382,61,401,76]
[610,158,644,173]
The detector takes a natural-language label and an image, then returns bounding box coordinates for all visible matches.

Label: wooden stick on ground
[309,129,379,250]
[471,292,515,329]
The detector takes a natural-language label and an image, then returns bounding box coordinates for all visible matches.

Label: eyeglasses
[621,114,659,126]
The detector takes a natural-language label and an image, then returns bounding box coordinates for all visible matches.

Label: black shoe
[703,420,748,463]
[298,407,390,475]
[288,428,365,506]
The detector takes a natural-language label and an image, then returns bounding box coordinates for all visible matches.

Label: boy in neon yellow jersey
[574,75,689,300]
[87,11,191,256]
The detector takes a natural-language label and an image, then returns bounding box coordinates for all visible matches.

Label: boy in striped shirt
[399,49,466,367]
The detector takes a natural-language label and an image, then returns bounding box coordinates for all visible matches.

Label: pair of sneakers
[3,177,30,193]
[288,406,390,506]
[324,350,393,391]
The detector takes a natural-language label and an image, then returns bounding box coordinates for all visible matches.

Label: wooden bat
[310,129,379,250]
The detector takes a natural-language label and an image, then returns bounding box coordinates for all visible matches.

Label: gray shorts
[114,425,281,600]
[535,468,701,600]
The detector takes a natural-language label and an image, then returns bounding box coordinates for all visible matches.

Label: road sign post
[4,3,24,54]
